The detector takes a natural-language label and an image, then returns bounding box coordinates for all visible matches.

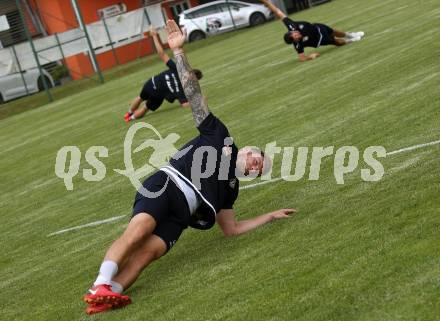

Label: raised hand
[149,26,157,37]
[168,19,210,126]
[166,19,186,52]
[258,0,286,19]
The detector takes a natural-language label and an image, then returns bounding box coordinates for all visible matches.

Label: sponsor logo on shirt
[165,74,174,93]
[229,178,237,189]
[171,73,180,93]
[165,73,180,94]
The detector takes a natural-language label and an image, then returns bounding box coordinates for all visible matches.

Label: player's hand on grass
[270,208,297,220]
[166,19,187,53]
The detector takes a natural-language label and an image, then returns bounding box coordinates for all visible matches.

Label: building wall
[27,0,197,80]
[27,0,77,34]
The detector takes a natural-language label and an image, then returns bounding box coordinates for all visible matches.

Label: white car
[179,0,274,42]
[0,68,54,104]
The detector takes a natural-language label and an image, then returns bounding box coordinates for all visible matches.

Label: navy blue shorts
[139,80,164,111]
[132,171,190,252]
[315,23,335,46]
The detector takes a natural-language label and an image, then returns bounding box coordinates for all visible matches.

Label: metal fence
[0,0,165,106]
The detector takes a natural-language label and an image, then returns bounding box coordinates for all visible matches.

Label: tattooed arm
[166,19,210,126]
[174,53,209,125]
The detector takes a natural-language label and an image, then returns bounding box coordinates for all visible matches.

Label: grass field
[1,0,439,320]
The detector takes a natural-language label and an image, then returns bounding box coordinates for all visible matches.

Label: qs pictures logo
[54,122,189,197]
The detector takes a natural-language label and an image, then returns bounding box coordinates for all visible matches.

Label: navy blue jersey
[149,59,188,104]
[283,17,322,54]
[169,113,239,229]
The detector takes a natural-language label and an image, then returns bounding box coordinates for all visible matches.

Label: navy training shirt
[169,113,239,229]
[151,59,188,104]
[283,17,321,54]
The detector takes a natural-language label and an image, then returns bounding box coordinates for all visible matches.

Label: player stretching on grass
[260,0,364,61]
[124,27,203,122]
[84,20,296,315]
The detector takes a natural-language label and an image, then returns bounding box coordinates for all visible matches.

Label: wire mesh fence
[0,0,166,107]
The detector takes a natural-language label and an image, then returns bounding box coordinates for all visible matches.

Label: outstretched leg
[331,28,364,46]
[332,28,346,38]
[125,96,145,122]
[333,28,365,42]
[332,29,349,46]
[102,214,156,267]
[334,37,347,46]
[132,105,149,119]
[85,213,157,306]
[113,233,167,291]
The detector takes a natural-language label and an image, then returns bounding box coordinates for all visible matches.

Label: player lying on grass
[84,20,296,315]
[124,27,203,122]
[260,0,364,61]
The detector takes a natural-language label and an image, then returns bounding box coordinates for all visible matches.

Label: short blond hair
[236,146,272,178]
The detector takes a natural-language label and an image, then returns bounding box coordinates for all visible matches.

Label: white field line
[48,179,282,236]
[398,72,439,93]
[47,215,126,236]
[239,177,283,190]
[386,140,440,156]
[388,155,421,174]
[48,139,440,236]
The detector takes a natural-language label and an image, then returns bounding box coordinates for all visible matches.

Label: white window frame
[0,15,10,32]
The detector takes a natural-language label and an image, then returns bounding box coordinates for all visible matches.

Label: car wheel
[189,30,206,42]
[38,76,53,91]
[249,12,266,26]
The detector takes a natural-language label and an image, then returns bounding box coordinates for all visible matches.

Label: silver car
[179,0,274,42]
[0,68,54,104]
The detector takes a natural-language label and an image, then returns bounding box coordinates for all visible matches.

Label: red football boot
[84,284,131,306]
[85,299,132,315]
[85,303,112,315]
[124,112,132,122]
[85,296,132,315]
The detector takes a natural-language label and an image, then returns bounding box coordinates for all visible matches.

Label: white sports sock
[346,32,359,39]
[111,281,124,294]
[130,114,136,120]
[346,36,361,43]
[93,260,118,286]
